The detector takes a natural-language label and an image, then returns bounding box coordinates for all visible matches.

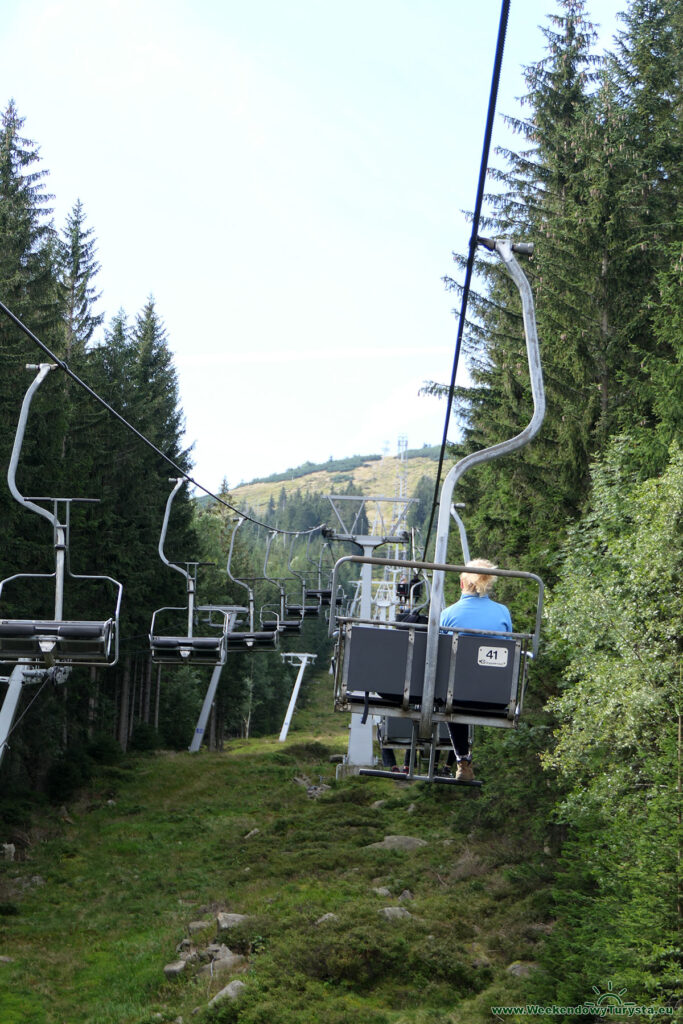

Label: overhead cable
[0,298,323,537]
[421,0,511,558]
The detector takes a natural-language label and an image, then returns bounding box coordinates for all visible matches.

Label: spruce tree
[58,198,103,359]
[0,101,61,579]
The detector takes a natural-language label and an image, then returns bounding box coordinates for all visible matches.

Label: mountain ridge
[223,447,441,517]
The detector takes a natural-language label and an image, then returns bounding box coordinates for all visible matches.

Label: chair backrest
[340,623,523,717]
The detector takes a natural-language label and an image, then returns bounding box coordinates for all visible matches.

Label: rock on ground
[208,979,247,1006]
[367,835,427,851]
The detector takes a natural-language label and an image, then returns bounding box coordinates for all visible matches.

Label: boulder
[367,835,427,851]
[187,920,211,934]
[198,952,246,977]
[163,960,187,979]
[506,961,538,977]
[216,912,249,932]
[380,906,411,921]
[315,913,338,925]
[208,979,247,1006]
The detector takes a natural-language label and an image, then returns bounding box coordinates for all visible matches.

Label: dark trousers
[447,723,470,759]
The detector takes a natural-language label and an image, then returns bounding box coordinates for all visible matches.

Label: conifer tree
[0,101,61,579]
[58,198,103,359]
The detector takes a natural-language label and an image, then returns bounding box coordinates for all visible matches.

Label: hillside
[227,449,441,518]
[0,677,553,1024]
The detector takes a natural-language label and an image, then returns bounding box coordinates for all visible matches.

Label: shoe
[436,766,452,778]
[455,759,475,783]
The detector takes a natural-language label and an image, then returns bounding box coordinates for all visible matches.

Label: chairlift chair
[328,239,546,784]
[0,364,123,668]
[260,531,303,634]
[303,537,341,607]
[284,534,322,618]
[149,479,232,666]
[225,518,279,651]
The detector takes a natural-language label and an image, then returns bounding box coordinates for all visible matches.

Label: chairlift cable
[0,298,323,538]
[422,0,510,559]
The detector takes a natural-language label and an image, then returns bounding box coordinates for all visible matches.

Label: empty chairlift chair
[0,364,123,668]
[224,518,279,651]
[149,479,231,665]
[284,534,322,619]
[304,538,343,609]
[260,532,303,635]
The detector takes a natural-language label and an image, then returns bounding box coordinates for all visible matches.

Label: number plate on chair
[477,646,508,668]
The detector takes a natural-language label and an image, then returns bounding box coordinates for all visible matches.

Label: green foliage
[157,666,204,750]
[536,442,682,1008]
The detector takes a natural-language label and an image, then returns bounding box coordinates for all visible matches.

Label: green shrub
[129,722,161,751]
[45,744,93,801]
[87,732,123,765]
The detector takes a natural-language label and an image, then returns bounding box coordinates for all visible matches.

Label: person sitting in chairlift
[440,558,512,783]
[396,575,410,605]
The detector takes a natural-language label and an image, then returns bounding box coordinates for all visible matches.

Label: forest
[0,0,681,1015]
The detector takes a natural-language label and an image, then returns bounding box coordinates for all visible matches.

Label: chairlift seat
[262,618,303,634]
[227,630,279,651]
[307,589,332,606]
[337,624,524,724]
[0,617,115,665]
[380,716,452,747]
[286,603,320,619]
[150,634,226,666]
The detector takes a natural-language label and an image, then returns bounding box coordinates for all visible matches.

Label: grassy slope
[0,679,552,1024]
[229,456,439,517]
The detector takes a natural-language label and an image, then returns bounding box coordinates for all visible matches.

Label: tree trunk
[118,657,131,752]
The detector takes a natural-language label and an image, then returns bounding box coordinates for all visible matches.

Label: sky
[2,0,624,493]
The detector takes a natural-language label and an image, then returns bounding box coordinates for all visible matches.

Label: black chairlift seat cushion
[151,636,222,651]
[0,619,110,640]
[260,618,302,633]
[0,618,114,664]
[227,631,279,650]
[150,634,226,666]
[286,603,320,617]
[277,620,303,634]
[308,589,332,605]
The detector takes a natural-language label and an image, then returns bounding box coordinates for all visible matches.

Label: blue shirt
[440,593,512,635]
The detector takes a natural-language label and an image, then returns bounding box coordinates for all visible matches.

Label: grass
[0,676,554,1023]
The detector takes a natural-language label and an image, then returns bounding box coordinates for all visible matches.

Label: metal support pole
[54,523,66,621]
[347,543,377,766]
[189,662,224,753]
[188,608,240,752]
[279,653,316,742]
[421,239,545,740]
[0,662,69,767]
[450,504,470,564]
[0,665,28,767]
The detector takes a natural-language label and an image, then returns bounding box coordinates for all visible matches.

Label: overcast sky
[2,0,623,492]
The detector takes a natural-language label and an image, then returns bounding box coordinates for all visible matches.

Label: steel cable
[421,0,511,558]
